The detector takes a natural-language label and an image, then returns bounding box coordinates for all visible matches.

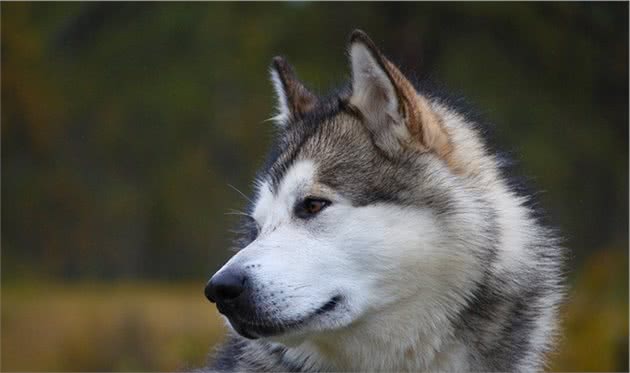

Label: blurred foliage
[1,282,226,371]
[550,248,628,372]
[1,2,628,372]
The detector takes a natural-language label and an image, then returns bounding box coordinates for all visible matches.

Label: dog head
[205,30,492,342]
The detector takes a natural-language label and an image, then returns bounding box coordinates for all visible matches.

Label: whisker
[224,210,252,218]
[291,284,311,291]
[227,183,253,204]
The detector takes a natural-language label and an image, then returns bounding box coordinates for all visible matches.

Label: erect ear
[348,30,452,160]
[269,56,318,126]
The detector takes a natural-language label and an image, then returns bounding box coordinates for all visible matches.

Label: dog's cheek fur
[320,203,482,310]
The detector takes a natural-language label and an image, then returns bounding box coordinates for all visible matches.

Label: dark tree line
[2,2,628,281]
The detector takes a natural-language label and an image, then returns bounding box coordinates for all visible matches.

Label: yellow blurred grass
[1,282,227,371]
[550,248,629,372]
[1,248,627,371]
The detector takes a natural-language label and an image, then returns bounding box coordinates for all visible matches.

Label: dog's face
[206,31,485,341]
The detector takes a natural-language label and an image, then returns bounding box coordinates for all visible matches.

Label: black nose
[205,268,246,304]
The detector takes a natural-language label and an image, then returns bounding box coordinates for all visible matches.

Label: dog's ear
[269,56,318,127]
[348,30,451,160]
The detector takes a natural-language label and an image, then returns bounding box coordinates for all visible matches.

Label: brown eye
[295,197,331,219]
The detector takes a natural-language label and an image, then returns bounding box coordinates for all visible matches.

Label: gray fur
[205,31,564,372]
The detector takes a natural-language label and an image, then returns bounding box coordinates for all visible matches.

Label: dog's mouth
[224,295,343,340]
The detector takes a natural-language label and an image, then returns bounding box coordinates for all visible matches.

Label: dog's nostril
[204,280,216,303]
[216,280,244,300]
[205,268,246,304]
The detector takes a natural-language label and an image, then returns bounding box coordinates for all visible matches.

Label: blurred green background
[1,2,628,371]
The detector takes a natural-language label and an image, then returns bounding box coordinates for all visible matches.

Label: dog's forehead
[266,113,370,189]
[255,110,417,209]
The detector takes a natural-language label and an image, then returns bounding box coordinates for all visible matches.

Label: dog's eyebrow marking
[252,160,314,229]
[275,159,316,200]
[268,140,309,195]
[266,94,348,193]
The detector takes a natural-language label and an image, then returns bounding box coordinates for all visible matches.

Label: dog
[203,30,564,372]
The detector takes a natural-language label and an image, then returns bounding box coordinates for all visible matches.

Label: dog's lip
[313,295,341,315]
[227,318,259,339]
[228,295,343,339]
[215,301,233,316]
